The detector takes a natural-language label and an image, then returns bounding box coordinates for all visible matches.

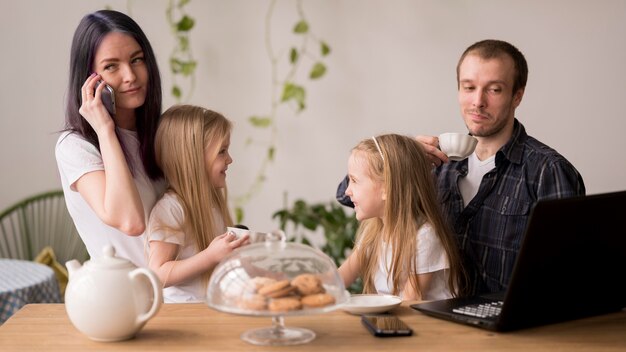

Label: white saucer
[341,294,402,315]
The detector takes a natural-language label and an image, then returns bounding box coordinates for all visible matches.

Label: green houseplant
[272,199,363,293]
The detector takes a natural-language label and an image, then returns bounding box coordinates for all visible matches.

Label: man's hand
[415,135,449,167]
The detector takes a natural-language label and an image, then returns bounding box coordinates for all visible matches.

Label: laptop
[411,191,626,331]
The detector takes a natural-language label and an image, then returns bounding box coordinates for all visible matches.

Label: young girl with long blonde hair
[339,134,467,300]
[147,105,249,303]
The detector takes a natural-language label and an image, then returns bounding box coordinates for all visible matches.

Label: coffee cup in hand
[438,133,478,161]
[226,227,250,238]
[226,227,268,243]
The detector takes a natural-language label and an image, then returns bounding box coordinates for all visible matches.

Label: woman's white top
[374,223,452,300]
[55,129,166,267]
[147,192,225,303]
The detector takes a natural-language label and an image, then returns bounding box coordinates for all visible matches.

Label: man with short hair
[337,39,585,295]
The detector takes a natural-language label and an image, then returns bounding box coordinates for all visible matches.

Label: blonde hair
[153,105,234,284]
[354,134,468,297]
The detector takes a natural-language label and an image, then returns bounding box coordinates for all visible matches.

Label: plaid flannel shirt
[435,119,585,294]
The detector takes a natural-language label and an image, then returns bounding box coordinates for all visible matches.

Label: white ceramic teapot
[65,245,163,342]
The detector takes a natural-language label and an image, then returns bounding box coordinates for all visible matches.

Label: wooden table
[0,302,625,351]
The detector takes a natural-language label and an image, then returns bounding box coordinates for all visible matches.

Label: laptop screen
[497,191,626,330]
[412,191,626,331]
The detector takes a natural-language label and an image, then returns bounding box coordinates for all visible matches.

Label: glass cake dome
[206,230,349,345]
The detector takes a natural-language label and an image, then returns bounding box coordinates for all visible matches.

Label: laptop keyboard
[453,301,503,318]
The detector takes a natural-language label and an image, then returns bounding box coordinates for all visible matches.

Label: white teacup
[226,227,268,243]
[226,227,249,238]
[438,133,478,161]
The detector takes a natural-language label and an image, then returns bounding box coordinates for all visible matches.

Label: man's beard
[465,110,511,138]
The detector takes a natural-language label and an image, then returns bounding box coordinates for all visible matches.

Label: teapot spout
[65,259,82,277]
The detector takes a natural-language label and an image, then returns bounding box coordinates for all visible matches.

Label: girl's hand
[79,73,115,135]
[204,232,250,264]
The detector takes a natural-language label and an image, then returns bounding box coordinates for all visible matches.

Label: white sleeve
[147,193,186,245]
[415,223,450,274]
[55,132,104,191]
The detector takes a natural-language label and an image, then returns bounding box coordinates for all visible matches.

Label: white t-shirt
[55,129,166,267]
[458,152,496,207]
[147,192,225,303]
[374,223,452,300]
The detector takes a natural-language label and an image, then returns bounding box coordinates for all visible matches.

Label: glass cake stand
[206,231,349,345]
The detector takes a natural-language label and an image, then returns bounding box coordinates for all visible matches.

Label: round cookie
[269,297,302,312]
[251,276,277,292]
[258,279,296,298]
[291,274,325,295]
[258,279,290,296]
[301,293,336,308]
[265,285,296,298]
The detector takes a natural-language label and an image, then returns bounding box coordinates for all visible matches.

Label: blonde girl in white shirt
[147,105,249,303]
[339,134,468,300]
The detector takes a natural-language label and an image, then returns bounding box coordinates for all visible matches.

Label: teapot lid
[88,245,135,270]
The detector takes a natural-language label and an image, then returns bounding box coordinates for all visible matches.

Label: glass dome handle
[264,230,287,249]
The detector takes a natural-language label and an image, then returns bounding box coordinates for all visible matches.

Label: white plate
[341,294,402,315]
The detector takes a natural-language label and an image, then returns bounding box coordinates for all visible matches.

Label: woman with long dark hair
[56,10,165,266]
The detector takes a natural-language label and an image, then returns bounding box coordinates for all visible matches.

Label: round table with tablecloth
[0,259,62,323]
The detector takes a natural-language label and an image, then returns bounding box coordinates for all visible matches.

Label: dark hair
[65,10,162,180]
[456,39,528,96]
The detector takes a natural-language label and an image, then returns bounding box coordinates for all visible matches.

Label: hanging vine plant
[123,0,331,224]
[234,0,332,222]
[166,0,197,102]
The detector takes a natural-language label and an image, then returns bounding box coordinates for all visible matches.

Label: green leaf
[294,199,308,211]
[249,116,272,128]
[281,83,306,111]
[268,147,275,161]
[321,41,331,56]
[235,207,244,223]
[272,209,287,221]
[172,85,181,99]
[281,83,295,102]
[293,20,309,34]
[170,58,183,73]
[180,61,197,76]
[289,48,299,64]
[281,83,304,102]
[171,59,196,76]
[309,62,326,79]
[178,0,191,7]
[177,15,195,31]
[302,217,318,231]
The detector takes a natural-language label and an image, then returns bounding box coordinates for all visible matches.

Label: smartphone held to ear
[95,80,116,116]
[361,315,413,337]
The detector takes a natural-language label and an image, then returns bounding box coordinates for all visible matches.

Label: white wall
[1,0,625,233]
